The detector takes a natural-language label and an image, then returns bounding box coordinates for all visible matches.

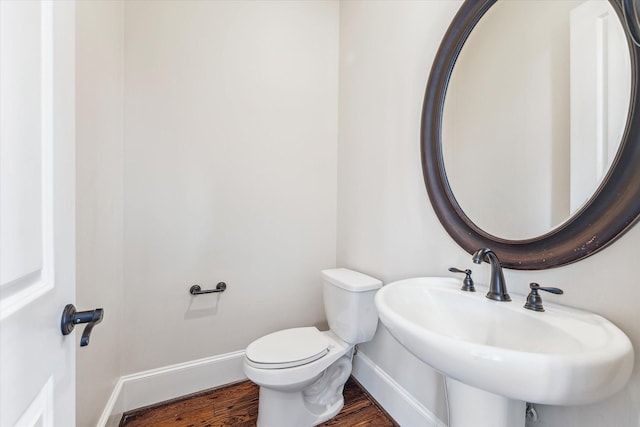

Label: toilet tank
[321,268,382,345]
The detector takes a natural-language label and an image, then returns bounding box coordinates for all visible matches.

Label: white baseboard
[97,348,445,427]
[352,351,447,427]
[97,350,246,427]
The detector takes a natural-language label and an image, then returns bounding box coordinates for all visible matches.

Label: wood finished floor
[120,376,398,427]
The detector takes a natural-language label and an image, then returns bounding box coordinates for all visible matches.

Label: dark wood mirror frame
[421,0,640,269]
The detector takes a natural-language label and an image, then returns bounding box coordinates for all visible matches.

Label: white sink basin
[376,277,634,408]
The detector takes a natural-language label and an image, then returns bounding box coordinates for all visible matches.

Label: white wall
[76,2,124,426]
[339,1,640,427]
[121,0,338,374]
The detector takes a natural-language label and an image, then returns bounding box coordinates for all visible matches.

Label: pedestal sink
[375,277,634,427]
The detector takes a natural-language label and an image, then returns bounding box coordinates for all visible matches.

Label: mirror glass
[442,0,631,240]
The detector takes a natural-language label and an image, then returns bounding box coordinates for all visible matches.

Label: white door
[570,0,631,212]
[0,1,76,426]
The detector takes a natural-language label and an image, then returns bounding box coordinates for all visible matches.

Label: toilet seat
[246,327,329,369]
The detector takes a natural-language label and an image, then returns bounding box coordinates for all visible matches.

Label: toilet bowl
[243,268,382,427]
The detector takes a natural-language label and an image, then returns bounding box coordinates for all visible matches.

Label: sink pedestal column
[446,378,525,427]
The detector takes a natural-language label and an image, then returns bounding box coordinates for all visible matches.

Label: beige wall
[338,1,640,426]
[76,0,338,423]
[121,0,338,373]
[76,2,125,426]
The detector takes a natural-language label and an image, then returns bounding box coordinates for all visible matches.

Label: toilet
[243,268,382,427]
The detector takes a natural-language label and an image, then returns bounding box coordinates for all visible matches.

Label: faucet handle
[448,267,475,292]
[529,282,563,294]
[524,283,564,312]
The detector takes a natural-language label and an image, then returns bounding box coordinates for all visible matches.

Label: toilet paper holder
[189,282,227,295]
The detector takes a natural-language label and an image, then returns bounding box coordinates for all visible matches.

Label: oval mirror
[442,0,631,240]
[422,0,640,269]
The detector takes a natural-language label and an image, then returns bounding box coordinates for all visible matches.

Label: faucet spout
[472,248,511,302]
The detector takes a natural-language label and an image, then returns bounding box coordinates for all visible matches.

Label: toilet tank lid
[321,268,382,292]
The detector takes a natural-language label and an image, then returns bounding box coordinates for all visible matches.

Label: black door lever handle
[61,304,104,347]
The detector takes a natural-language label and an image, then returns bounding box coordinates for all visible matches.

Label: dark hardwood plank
[120,376,397,427]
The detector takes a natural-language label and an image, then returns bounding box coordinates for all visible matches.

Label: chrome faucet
[472,248,511,302]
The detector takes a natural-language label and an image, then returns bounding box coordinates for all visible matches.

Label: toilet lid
[246,327,329,369]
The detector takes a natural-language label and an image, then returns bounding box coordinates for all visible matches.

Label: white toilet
[243,268,382,427]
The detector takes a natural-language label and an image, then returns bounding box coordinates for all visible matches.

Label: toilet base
[255,354,353,427]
